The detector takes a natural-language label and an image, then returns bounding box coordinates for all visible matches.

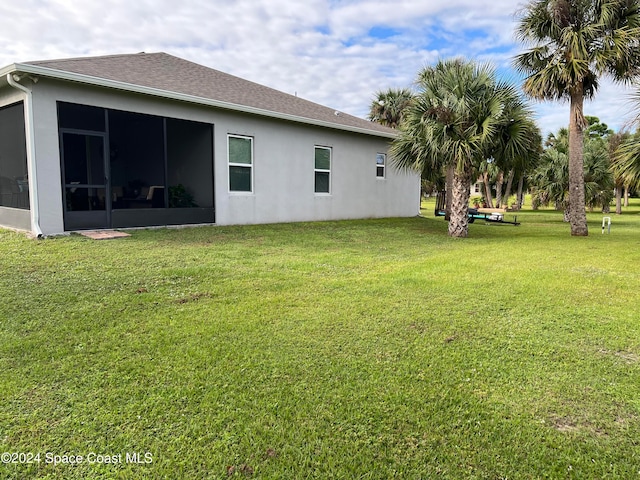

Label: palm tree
[514,0,640,236]
[613,130,640,191]
[478,158,499,208]
[530,147,570,214]
[612,90,640,199]
[368,88,414,129]
[608,131,630,213]
[390,59,536,238]
[584,136,615,211]
[491,111,543,209]
[501,126,543,209]
[531,127,615,216]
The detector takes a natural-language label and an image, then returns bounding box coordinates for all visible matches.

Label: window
[376,153,386,178]
[228,135,253,192]
[314,146,331,193]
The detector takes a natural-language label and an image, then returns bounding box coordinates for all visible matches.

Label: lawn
[1,201,639,479]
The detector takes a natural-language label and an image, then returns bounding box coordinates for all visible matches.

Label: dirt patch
[552,417,580,433]
[598,349,639,364]
[549,415,608,436]
[176,292,212,304]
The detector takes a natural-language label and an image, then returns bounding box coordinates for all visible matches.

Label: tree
[611,89,640,200]
[584,135,615,211]
[514,0,640,236]
[530,147,570,213]
[367,88,414,129]
[612,129,640,192]
[390,59,537,238]
[478,158,499,208]
[501,123,543,209]
[608,131,630,213]
[585,116,613,139]
[530,125,615,216]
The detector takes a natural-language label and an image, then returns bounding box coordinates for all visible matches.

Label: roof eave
[0,64,19,84]
[10,63,397,139]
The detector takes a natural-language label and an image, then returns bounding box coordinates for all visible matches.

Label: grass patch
[1,201,640,478]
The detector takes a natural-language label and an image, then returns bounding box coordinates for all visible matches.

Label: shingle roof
[15,52,395,138]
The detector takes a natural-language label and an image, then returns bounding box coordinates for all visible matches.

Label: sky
[1,0,638,137]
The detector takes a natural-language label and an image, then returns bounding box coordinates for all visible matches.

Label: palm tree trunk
[445,165,454,220]
[502,170,515,208]
[449,169,472,238]
[624,185,629,207]
[496,171,504,208]
[482,172,494,208]
[517,175,524,208]
[568,87,588,236]
[615,187,622,214]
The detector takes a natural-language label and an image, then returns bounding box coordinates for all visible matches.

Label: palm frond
[514,0,640,101]
[612,133,640,188]
[368,88,414,128]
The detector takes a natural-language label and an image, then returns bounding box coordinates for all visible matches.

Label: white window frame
[376,153,386,179]
[228,134,254,194]
[314,146,332,194]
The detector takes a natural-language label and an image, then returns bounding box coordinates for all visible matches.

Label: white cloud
[0,0,637,135]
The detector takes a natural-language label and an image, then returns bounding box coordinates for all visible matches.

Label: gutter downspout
[7,73,43,237]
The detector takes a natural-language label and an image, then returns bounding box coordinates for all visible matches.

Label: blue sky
[0,0,637,137]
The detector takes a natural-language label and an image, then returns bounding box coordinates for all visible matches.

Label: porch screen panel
[58,102,105,132]
[0,102,29,209]
[62,133,106,211]
[109,110,166,209]
[166,118,213,208]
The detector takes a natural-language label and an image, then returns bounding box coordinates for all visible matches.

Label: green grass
[1,201,640,479]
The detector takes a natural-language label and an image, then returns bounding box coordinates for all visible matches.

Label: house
[0,52,420,236]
